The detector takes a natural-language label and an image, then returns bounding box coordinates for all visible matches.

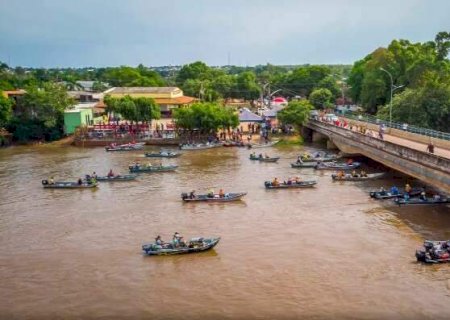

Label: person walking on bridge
[426,141,434,154]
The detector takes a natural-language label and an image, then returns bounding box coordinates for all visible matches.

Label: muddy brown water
[0,144,449,319]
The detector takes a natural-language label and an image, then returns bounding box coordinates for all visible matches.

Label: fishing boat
[369,188,423,199]
[129,164,178,173]
[248,140,280,149]
[291,162,317,168]
[331,172,386,181]
[180,142,222,150]
[300,151,341,162]
[314,161,361,170]
[181,192,247,202]
[145,151,181,158]
[415,240,450,263]
[223,141,246,147]
[42,180,97,189]
[96,174,137,182]
[105,142,145,152]
[264,180,317,189]
[249,155,280,162]
[142,237,221,256]
[395,196,449,206]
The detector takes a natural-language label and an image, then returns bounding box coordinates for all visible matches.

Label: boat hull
[143,237,220,256]
[315,162,361,170]
[96,175,137,181]
[181,192,247,202]
[264,181,317,189]
[331,173,385,181]
[42,181,98,189]
[129,165,178,173]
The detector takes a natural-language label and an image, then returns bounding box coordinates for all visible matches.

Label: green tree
[309,88,333,109]
[8,83,74,141]
[233,71,260,100]
[0,93,13,127]
[134,97,161,123]
[277,100,314,131]
[92,81,108,92]
[173,102,238,134]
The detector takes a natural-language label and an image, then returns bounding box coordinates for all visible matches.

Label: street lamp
[379,67,404,130]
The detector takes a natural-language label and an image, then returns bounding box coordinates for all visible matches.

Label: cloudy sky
[0,0,448,67]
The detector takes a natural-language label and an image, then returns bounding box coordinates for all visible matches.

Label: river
[0,144,449,319]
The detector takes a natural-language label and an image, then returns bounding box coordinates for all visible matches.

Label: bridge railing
[308,119,450,175]
[339,112,450,141]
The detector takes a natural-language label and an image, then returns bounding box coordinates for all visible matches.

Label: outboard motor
[424,241,434,250]
[42,180,48,185]
[181,193,188,200]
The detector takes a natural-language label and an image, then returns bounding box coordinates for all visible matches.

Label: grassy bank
[275,135,304,147]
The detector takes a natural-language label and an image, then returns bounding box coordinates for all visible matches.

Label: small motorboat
[181,192,247,202]
[42,180,98,189]
[180,142,222,150]
[249,155,280,162]
[129,164,178,173]
[145,151,181,158]
[264,180,317,189]
[96,174,137,182]
[105,142,145,152]
[395,196,449,206]
[299,151,341,162]
[315,161,361,170]
[416,240,450,263]
[223,141,246,147]
[142,237,221,256]
[369,188,423,199]
[248,140,280,149]
[291,162,318,168]
[331,172,386,181]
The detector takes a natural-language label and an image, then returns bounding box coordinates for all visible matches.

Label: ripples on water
[0,144,449,319]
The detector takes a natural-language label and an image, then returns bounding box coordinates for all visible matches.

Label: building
[2,90,26,116]
[104,87,196,118]
[64,102,103,134]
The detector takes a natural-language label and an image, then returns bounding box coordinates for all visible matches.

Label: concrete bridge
[303,119,450,194]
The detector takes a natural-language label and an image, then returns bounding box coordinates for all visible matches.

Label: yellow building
[104,87,196,118]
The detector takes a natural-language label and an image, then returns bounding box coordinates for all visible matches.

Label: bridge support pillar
[312,131,327,142]
[326,139,338,150]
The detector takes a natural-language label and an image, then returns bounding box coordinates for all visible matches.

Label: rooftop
[105,87,181,94]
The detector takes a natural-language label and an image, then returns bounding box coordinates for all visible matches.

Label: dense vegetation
[173,102,239,134]
[104,95,160,124]
[347,31,450,131]
[277,100,314,131]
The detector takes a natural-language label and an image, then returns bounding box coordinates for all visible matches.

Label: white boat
[180,143,222,150]
[249,140,280,149]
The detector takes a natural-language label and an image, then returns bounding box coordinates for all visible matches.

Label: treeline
[348,31,450,132]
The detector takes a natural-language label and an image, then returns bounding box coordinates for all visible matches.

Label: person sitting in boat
[92,171,98,179]
[207,188,214,198]
[155,235,164,245]
[264,153,270,158]
[390,186,399,195]
[78,177,83,185]
[295,176,301,183]
[405,183,412,194]
[251,152,256,158]
[219,189,225,198]
[360,170,367,177]
[351,170,358,177]
[302,153,310,160]
[258,153,263,159]
[433,194,441,201]
[419,191,427,201]
[287,177,293,185]
[296,156,303,164]
[107,169,115,177]
[272,177,279,187]
[336,171,344,179]
[189,190,196,199]
[379,187,386,195]
[347,158,353,165]
[146,162,153,168]
[49,176,55,185]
